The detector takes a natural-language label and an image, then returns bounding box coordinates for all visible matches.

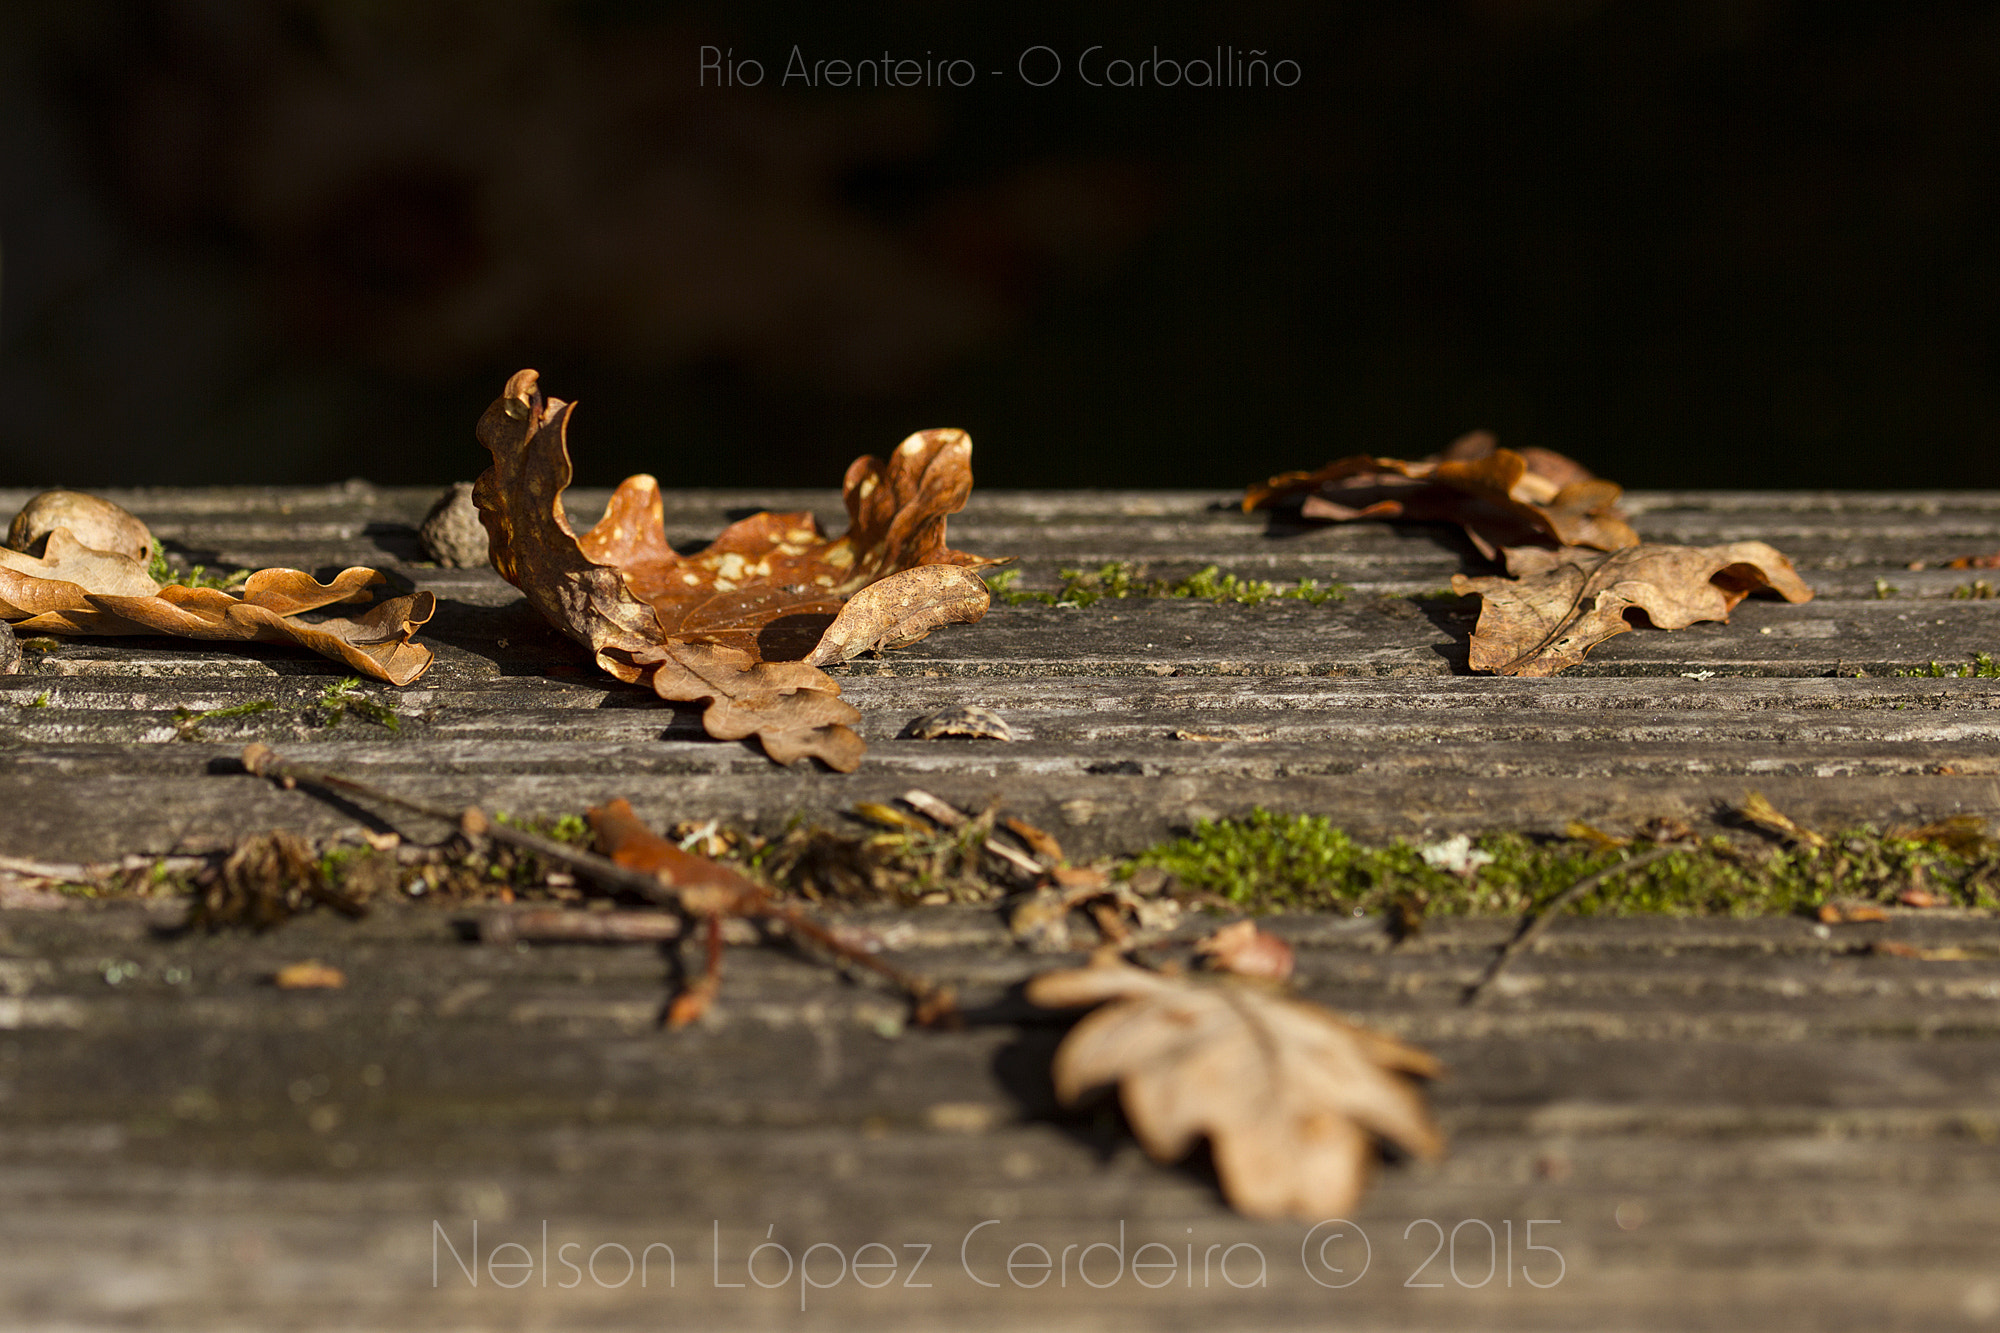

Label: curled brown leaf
[1246,431,1637,558]
[1,501,434,685]
[588,795,768,918]
[805,565,991,666]
[7,490,153,562]
[473,370,1003,768]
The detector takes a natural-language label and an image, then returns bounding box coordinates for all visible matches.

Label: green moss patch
[987,562,1350,608]
[1896,652,1999,679]
[1131,808,2000,918]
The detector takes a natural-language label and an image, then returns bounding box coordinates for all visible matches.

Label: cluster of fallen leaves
[1247,430,1816,675]
[22,398,1967,1228]
[0,391,1826,734]
[1,491,435,684]
[2,370,1006,768]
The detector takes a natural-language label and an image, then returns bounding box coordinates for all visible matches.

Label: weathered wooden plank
[4,485,2000,1329]
[2,905,1996,1329]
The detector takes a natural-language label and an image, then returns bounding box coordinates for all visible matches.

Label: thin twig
[480,909,683,945]
[756,899,957,1024]
[1462,842,1690,1005]
[0,853,207,884]
[242,743,957,1022]
[240,743,677,905]
[902,788,1045,881]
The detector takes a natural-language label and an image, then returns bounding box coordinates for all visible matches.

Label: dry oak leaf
[1451,541,1814,677]
[1027,960,1444,1221]
[1245,431,1637,559]
[588,795,769,920]
[1,513,435,686]
[472,370,1002,771]
[1196,919,1296,982]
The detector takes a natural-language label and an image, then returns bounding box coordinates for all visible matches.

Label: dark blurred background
[3,1,1999,492]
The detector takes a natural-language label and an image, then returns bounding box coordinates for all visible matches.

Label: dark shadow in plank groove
[418,598,586,676]
[1416,600,1477,674]
[202,753,405,837]
[1251,508,1499,568]
[361,521,426,562]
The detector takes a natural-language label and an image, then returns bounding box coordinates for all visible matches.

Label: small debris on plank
[1818,900,1891,924]
[904,703,1013,741]
[1196,920,1296,982]
[479,908,683,946]
[418,481,491,568]
[1866,940,1981,961]
[273,960,346,989]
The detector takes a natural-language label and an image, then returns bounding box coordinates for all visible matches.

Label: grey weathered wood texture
[2,484,1999,1330]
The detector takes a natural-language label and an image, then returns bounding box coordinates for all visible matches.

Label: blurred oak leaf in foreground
[1027,958,1444,1221]
[473,369,1002,771]
[1,491,434,684]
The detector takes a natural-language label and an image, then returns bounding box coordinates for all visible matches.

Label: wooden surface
[2,484,2000,1330]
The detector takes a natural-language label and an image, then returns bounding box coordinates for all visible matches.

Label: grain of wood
[1,486,1998,1328]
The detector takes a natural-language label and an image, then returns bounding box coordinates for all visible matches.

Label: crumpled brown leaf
[473,369,1002,770]
[1452,541,1814,676]
[1027,960,1444,1221]
[1,508,435,685]
[1196,920,1296,982]
[1245,431,1637,559]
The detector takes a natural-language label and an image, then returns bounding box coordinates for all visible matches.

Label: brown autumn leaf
[473,369,1002,770]
[1,499,435,685]
[1451,541,1814,677]
[589,794,775,1026]
[1734,790,1827,849]
[1868,940,1981,961]
[1196,920,1296,982]
[1245,431,1638,559]
[8,490,153,562]
[1890,815,1990,855]
[588,795,768,920]
[1027,960,1444,1221]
